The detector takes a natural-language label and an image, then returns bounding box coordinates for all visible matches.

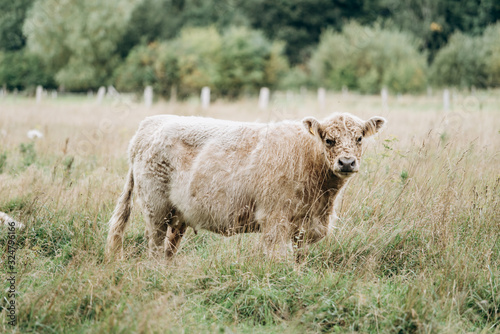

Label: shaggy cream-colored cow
[106,113,386,259]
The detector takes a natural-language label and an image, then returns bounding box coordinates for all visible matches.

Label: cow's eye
[325,138,335,147]
[357,136,362,143]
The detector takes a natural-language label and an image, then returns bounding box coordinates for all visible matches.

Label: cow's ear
[303,117,324,139]
[363,116,386,137]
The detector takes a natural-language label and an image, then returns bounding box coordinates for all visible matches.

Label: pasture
[1,92,499,333]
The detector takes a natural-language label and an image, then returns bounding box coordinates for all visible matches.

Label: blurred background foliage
[0,0,499,96]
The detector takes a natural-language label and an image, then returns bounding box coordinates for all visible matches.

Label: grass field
[1,91,499,333]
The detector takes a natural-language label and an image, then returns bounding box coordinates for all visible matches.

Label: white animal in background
[0,212,25,229]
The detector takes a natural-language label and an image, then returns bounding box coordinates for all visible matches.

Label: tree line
[0,0,499,96]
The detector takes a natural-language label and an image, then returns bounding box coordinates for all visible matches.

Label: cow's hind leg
[144,208,170,257]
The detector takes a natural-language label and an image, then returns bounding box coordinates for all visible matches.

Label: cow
[106,113,386,260]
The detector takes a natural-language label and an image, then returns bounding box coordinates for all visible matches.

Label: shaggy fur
[106,113,386,259]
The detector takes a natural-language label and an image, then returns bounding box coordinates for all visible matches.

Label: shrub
[478,23,500,88]
[216,26,288,98]
[114,43,165,95]
[0,50,56,90]
[309,22,427,94]
[430,22,500,89]
[278,66,310,90]
[174,26,221,97]
[429,33,489,88]
[116,27,221,99]
[114,26,288,98]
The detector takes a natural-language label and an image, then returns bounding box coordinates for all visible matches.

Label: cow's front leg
[291,219,329,262]
[261,214,292,260]
[165,223,186,258]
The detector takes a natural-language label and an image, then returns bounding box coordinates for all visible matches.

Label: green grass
[1,94,499,333]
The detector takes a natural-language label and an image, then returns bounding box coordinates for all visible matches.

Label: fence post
[36,85,43,103]
[96,86,106,104]
[201,86,210,109]
[259,87,270,110]
[443,89,450,112]
[144,86,153,108]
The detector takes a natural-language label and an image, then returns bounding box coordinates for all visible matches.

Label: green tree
[430,22,500,88]
[116,0,248,59]
[216,26,288,97]
[310,22,427,94]
[0,0,34,51]
[115,26,288,98]
[24,0,140,91]
[380,0,500,61]
[239,0,374,64]
[0,50,55,90]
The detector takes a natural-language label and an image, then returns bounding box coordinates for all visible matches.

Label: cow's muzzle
[336,156,359,174]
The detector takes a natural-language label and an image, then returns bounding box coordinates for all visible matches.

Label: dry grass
[1,91,499,333]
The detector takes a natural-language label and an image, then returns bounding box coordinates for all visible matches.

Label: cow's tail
[106,166,134,258]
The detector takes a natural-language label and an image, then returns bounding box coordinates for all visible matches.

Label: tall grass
[1,91,499,333]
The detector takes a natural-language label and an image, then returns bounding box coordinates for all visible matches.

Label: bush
[309,22,428,94]
[278,66,311,90]
[174,26,221,97]
[0,50,56,90]
[482,23,500,87]
[430,22,500,89]
[216,26,288,98]
[114,26,288,98]
[429,33,488,88]
[116,27,221,99]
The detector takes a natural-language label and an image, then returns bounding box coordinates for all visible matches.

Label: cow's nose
[338,157,356,172]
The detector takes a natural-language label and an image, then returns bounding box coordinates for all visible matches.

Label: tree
[115,26,288,98]
[0,0,34,51]
[0,50,55,90]
[24,0,140,91]
[116,0,248,59]
[310,22,427,94]
[379,0,500,61]
[239,0,371,64]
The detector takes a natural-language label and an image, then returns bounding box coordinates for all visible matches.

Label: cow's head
[303,113,386,178]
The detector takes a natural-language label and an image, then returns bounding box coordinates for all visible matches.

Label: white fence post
[144,86,153,108]
[201,86,210,109]
[107,85,118,98]
[36,85,43,103]
[259,87,270,110]
[443,89,450,112]
[96,86,106,104]
[317,87,326,109]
